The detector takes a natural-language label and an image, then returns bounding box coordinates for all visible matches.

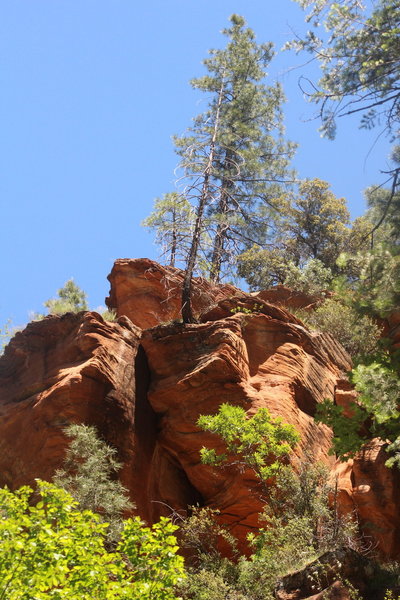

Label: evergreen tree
[237,179,359,290]
[53,424,133,544]
[290,0,400,228]
[44,279,88,315]
[142,192,196,268]
[173,14,295,321]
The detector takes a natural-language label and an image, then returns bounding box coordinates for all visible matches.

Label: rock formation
[1,258,399,562]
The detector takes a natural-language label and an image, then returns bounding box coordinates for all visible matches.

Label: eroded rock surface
[106,258,239,328]
[141,300,351,549]
[1,258,399,561]
[0,311,155,519]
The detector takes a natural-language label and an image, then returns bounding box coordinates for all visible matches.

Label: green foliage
[43,279,88,316]
[0,480,185,599]
[352,362,400,425]
[315,400,367,459]
[236,246,291,290]
[118,515,185,599]
[340,245,400,316]
[230,304,263,315]
[179,505,237,568]
[316,354,400,467]
[237,179,360,291]
[0,319,18,354]
[142,192,197,268]
[197,404,300,491]
[289,0,400,143]
[178,462,355,600]
[53,424,133,543]
[166,13,296,320]
[283,259,333,295]
[101,308,118,322]
[300,297,381,357]
[281,179,350,270]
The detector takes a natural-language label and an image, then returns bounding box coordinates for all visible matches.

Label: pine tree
[142,192,196,268]
[53,424,133,544]
[44,279,88,315]
[173,14,295,321]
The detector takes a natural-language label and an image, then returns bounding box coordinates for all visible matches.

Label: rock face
[106,258,239,329]
[141,302,350,548]
[0,311,155,521]
[1,258,399,560]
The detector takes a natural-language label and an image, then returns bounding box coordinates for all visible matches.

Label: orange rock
[141,303,351,550]
[106,258,239,329]
[253,284,331,311]
[0,311,154,519]
[1,259,399,561]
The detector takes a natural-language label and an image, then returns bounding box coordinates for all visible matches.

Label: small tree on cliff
[53,424,133,543]
[168,14,295,322]
[197,403,300,499]
[44,279,88,315]
[142,192,196,268]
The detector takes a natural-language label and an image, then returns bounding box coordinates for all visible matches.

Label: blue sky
[0,1,392,327]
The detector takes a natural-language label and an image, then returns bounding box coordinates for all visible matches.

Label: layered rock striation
[1,258,399,558]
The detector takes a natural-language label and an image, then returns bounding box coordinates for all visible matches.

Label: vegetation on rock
[53,424,134,544]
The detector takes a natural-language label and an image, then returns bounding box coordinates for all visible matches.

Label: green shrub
[301,298,381,357]
[101,309,118,322]
[197,404,300,497]
[317,355,400,468]
[53,424,133,543]
[283,259,333,295]
[0,480,185,599]
[44,279,88,315]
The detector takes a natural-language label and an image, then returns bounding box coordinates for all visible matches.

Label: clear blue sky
[0,0,392,327]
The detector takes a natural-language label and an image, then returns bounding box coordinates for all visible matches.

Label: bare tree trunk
[181,82,225,323]
[209,149,236,284]
[169,206,177,267]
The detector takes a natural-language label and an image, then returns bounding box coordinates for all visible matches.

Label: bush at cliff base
[0,480,185,599]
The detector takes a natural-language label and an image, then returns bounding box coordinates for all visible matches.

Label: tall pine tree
[173,15,295,321]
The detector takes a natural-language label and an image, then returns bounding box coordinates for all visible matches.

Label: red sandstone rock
[1,258,399,563]
[106,258,239,329]
[0,311,155,519]
[141,305,351,549]
[335,440,400,558]
[253,285,331,312]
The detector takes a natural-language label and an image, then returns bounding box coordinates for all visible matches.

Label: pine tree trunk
[170,206,177,267]
[181,82,225,323]
[209,149,235,283]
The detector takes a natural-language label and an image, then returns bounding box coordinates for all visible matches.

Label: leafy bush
[317,354,400,468]
[197,404,300,496]
[0,480,185,599]
[337,246,400,316]
[53,424,133,543]
[283,259,333,295]
[179,505,236,568]
[300,298,381,357]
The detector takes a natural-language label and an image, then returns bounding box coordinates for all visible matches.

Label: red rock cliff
[1,258,399,558]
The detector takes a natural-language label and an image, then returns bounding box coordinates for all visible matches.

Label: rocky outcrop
[0,311,155,520]
[141,298,351,548]
[274,547,379,600]
[1,258,399,561]
[106,258,239,329]
[334,440,400,558]
[253,285,329,312]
